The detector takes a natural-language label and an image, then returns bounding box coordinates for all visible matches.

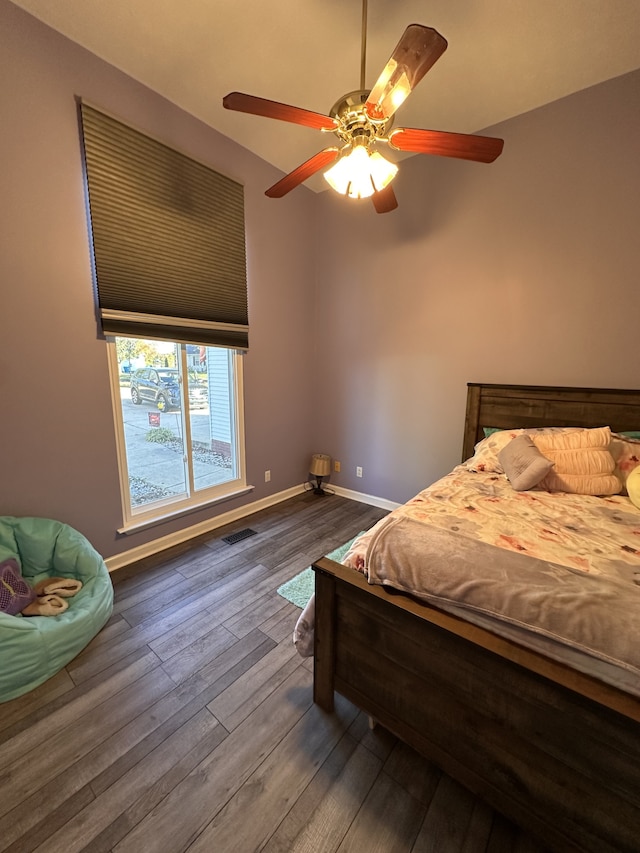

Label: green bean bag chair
[0,516,114,703]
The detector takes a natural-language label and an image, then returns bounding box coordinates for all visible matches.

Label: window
[109,336,247,530]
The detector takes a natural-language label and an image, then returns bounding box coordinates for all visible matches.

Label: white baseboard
[105,482,398,574]
[330,485,400,512]
[106,484,305,573]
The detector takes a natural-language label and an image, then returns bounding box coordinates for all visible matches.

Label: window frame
[107,338,250,533]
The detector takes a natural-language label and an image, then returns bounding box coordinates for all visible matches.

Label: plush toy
[0,557,82,616]
[628,465,640,510]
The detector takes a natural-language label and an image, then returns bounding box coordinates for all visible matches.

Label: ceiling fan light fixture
[368,150,398,190]
[324,146,397,199]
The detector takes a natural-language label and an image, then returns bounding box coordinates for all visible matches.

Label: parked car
[130,368,208,411]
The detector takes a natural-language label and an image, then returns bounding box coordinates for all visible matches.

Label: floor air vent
[222,528,257,545]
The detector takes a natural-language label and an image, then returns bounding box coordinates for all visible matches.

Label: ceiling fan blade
[223,92,338,132]
[265,148,341,198]
[388,128,504,163]
[365,25,448,121]
[371,184,398,214]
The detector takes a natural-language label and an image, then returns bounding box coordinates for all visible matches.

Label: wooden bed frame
[312,383,640,853]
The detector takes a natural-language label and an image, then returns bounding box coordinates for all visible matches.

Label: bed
[310,383,640,853]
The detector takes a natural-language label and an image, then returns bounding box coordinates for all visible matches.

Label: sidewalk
[120,388,231,505]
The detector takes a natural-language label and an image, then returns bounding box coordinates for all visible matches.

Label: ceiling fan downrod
[360,0,368,91]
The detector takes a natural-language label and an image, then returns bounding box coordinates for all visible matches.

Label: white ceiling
[11,0,640,191]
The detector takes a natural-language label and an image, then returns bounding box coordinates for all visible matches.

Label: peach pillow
[532,427,621,495]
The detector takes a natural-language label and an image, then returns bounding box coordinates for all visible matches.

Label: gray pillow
[498,435,554,491]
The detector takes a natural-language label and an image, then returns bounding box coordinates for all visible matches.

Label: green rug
[277,533,362,608]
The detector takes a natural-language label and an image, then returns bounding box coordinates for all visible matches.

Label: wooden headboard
[462,382,640,462]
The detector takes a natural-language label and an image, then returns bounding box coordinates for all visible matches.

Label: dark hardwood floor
[0,492,549,852]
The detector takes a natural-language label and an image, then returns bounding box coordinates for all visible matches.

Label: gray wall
[313,69,640,504]
[0,0,317,558]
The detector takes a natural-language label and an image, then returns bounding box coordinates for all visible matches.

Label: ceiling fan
[223,0,504,213]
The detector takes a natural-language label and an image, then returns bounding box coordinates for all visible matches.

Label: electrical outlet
[334,460,341,473]
[356,466,363,478]
[265,470,271,482]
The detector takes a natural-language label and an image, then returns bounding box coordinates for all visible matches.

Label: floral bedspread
[335,466,640,691]
[343,465,640,586]
[295,467,640,688]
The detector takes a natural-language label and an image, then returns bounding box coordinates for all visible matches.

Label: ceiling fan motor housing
[329,90,393,148]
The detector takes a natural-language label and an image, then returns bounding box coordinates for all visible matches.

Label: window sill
[117,485,255,535]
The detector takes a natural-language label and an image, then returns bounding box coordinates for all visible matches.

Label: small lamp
[309,453,331,496]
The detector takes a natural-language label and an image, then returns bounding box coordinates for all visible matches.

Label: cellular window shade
[80,103,248,349]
